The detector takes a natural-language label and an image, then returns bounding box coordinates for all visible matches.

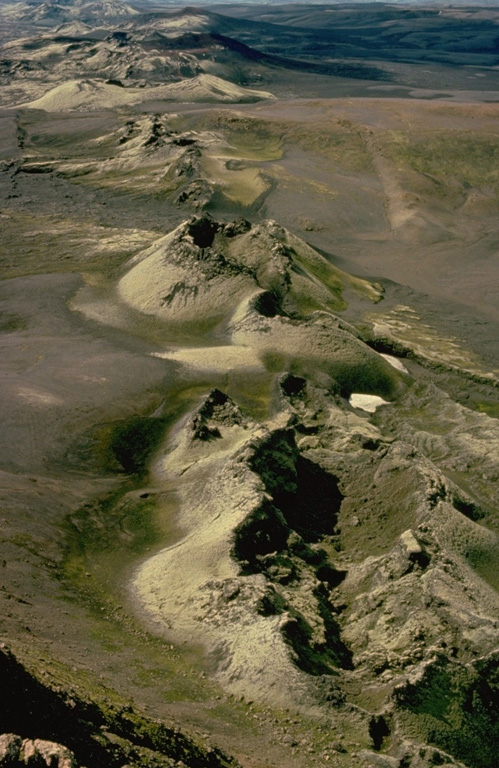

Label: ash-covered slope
[0,6,278,107]
[3,0,499,104]
[0,3,388,109]
[21,74,273,111]
[119,214,401,707]
[0,196,497,768]
[109,215,499,767]
[0,0,139,26]
[134,378,499,766]
[0,645,236,768]
[117,215,400,395]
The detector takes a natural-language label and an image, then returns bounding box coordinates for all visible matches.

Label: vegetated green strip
[463,544,499,593]
[290,262,345,313]
[19,110,123,160]
[108,416,168,476]
[388,130,499,191]
[288,122,372,171]
[61,484,225,708]
[476,401,499,419]
[63,485,158,590]
[0,213,155,280]
[218,129,283,162]
[190,112,373,171]
[395,657,499,768]
[63,408,174,599]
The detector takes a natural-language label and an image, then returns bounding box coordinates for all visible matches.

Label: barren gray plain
[0,2,498,768]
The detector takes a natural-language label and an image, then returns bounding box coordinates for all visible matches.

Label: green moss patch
[388,130,499,193]
[108,416,168,476]
[395,655,499,768]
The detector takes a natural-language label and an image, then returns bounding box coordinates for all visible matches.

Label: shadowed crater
[230,427,352,674]
[247,429,343,542]
[251,290,282,318]
[232,499,289,570]
[187,215,220,249]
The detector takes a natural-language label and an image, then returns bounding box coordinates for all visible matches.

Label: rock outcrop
[0,734,76,768]
[0,644,237,768]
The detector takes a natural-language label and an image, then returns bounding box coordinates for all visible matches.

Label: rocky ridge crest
[125,217,499,768]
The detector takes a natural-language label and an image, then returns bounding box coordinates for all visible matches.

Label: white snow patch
[349,393,389,413]
[380,353,409,374]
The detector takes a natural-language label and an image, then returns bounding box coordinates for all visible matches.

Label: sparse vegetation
[388,131,499,193]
